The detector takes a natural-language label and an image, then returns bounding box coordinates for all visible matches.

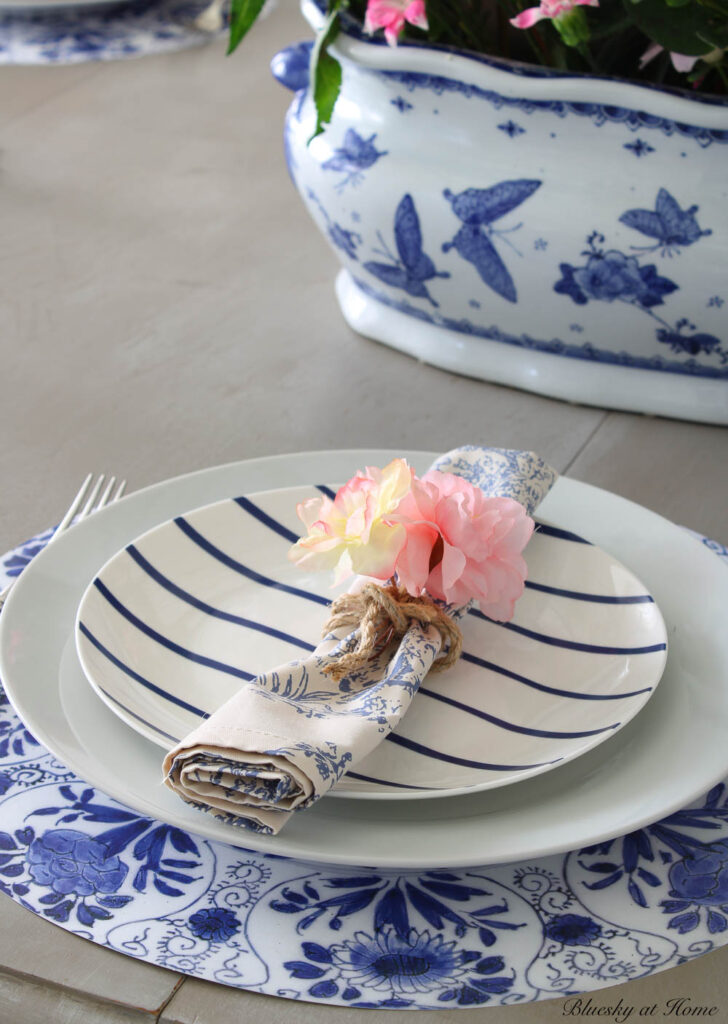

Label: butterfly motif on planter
[322,129,388,190]
[441,181,542,304]
[364,194,450,307]
[619,188,712,257]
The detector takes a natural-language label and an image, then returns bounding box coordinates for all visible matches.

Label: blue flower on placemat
[544,913,602,946]
[28,828,127,896]
[0,690,40,759]
[331,927,466,995]
[579,785,728,918]
[282,927,514,1006]
[273,870,522,1006]
[661,841,728,934]
[188,906,241,942]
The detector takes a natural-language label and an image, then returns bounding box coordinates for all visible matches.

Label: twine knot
[321,582,463,682]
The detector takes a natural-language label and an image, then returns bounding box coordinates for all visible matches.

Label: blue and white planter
[272,1,728,424]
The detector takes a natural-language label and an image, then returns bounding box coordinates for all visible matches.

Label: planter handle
[270,41,312,93]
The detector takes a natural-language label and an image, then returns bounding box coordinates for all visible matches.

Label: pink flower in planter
[639,42,708,74]
[509,0,597,30]
[392,471,534,620]
[364,0,428,47]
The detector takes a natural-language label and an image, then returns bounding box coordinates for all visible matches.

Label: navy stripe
[235,496,301,545]
[97,683,181,743]
[469,608,667,655]
[78,622,207,718]
[459,650,653,701]
[93,579,256,682]
[225,495,646,615]
[126,544,315,653]
[175,516,330,607]
[525,580,654,604]
[534,521,591,544]
[385,732,560,771]
[344,771,431,790]
[417,686,620,738]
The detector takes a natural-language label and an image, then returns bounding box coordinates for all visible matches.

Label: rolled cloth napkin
[162,446,558,833]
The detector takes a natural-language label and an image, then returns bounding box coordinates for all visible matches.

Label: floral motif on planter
[553,195,725,363]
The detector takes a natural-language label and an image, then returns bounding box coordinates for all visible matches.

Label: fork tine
[54,473,94,534]
[96,476,117,511]
[0,472,131,610]
[79,474,105,521]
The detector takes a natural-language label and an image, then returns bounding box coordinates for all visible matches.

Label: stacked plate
[3,449,728,870]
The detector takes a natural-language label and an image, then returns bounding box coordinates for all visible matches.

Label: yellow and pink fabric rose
[289,458,534,622]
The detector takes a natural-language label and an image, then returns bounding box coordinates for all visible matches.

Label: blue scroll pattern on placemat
[0,530,727,1008]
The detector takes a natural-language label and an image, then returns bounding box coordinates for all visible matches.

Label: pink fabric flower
[290,462,534,622]
[364,0,428,46]
[288,459,413,583]
[510,0,597,30]
[391,471,534,620]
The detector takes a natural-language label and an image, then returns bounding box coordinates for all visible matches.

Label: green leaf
[696,21,728,48]
[308,5,343,142]
[665,0,694,8]
[623,0,720,54]
[227,0,266,56]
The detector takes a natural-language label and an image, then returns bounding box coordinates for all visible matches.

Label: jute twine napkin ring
[321,581,463,682]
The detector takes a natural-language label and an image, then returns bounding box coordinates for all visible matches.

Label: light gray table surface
[1,3,727,1021]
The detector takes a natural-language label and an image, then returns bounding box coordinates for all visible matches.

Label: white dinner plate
[2,450,728,868]
[75,485,667,799]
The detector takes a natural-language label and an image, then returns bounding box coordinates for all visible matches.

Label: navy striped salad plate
[75,484,668,800]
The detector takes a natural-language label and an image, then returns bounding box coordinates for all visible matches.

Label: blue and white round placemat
[0,529,727,1010]
[0,0,221,66]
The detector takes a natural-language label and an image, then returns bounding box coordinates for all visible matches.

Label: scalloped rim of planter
[303,0,728,131]
[336,271,728,424]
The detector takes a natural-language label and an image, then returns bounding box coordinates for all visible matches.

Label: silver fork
[0,473,127,611]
